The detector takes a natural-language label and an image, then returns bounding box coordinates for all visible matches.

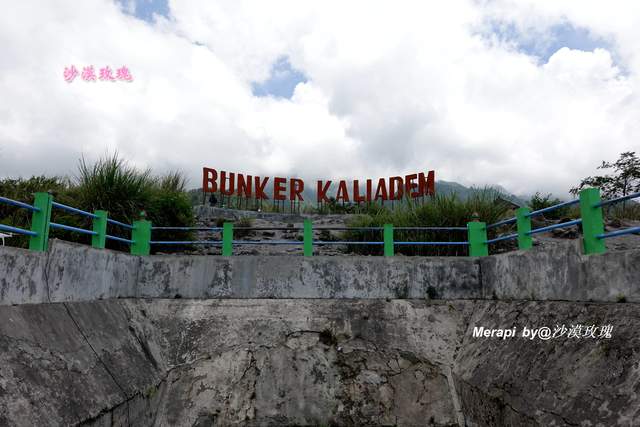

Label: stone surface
[0,299,639,426]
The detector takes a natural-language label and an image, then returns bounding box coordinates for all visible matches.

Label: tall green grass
[0,153,194,252]
[343,189,515,256]
[76,154,155,224]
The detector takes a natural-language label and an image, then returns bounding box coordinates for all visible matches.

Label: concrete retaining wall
[1,298,638,426]
[0,239,637,305]
[480,240,640,302]
[0,300,164,426]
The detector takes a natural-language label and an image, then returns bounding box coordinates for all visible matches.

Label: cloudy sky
[1,0,638,197]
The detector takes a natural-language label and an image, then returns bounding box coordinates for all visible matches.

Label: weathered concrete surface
[1,239,637,305]
[481,240,640,302]
[0,246,48,304]
[0,299,471,426]
[136,255,480,299]
[130,299,472,426]
[454,301,640,426]
[47,241,140,302]
[0,299,639,426]
[0,303,132,426]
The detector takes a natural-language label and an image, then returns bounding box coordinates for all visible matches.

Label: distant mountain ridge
[435,180,525,205]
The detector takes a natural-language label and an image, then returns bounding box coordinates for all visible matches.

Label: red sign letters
[203,167,435,202]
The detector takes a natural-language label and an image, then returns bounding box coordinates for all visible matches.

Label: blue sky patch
[119,0,169,22]
[488,20,614,63]
[252,57,308,99]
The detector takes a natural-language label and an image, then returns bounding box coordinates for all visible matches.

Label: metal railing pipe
[394,226,468,231]
[151,240,222,245]
[315,241,385,245]
[526,219,582,236]
[152,226,222,231]
[485,233,518,244]
[0,223,38,237]
[597,227,640,239]
[107,218,134,230]
[106,235,135,245]
[395,241,469,246]
[51,202,98,219]
[486,217,516,230]
[0,196,40,212]
[526,199,579,218]
[50,222,98,236]
[595,192,640,208]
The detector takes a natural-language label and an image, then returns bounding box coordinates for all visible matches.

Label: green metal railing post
[579,187,606,255]
[303,218,313,256]
[92,210,107,249]
[222,222,233,256]
[383,223,394,257]
[131,220,151,255]
[467,221,488,256]
[29,192,53,252]
[516,207,533,250]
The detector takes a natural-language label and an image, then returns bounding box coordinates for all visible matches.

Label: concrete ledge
[0,245,48,304]
[136,255,232,299]
[481,241,638,302]
[136,255,481,299]
[47,240,139,302]
[0,239,637,305]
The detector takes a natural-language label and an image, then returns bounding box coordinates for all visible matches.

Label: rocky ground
[155,206,640,256]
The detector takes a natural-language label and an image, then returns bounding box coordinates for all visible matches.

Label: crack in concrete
[61,302,131,424]
[43,243,53,303]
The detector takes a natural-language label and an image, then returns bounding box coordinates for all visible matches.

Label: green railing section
[515,207,533,250]
[579,187,606,255]
[222,222,233,256]
[0,187,638,257]
[467,221,488,257]
[29,192,53,252]
[383,224,394,257]
[131,220,151,256]
[303,219,313,257]
[91,210,108,249]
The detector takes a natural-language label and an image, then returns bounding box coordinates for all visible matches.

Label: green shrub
[0,176,73,248]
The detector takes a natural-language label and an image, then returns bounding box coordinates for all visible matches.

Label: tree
[570,152,640,199]
[528,192,568,219]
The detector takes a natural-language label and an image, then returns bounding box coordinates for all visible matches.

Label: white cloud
[0,0,638,197]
